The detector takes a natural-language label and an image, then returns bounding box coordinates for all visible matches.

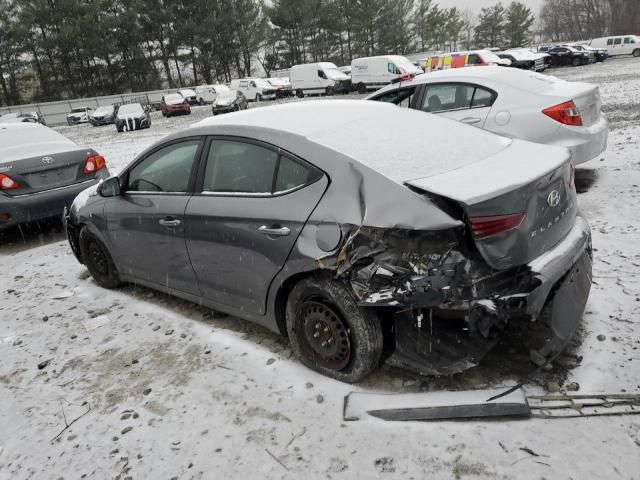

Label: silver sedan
[367,66,608,165]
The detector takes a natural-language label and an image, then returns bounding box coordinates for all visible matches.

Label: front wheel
[286,277,383,383]
[357,83,367,94]
[79,227,122,289]
[255,93,262,102]
[199,98,205,105]
[296,89,304,98]
[326,86,334,96]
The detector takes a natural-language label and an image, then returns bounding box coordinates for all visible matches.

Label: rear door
[417,83,496,127]
[105,138,203,294]
[184,137,327,315]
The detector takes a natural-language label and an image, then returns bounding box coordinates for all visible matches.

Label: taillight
[0,173,19,190]
[83,155,106,174]
[543,100,583,126]
[469,213,526,239]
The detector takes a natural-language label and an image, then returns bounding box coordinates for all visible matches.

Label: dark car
[89,105,116,126]
[212,89,248,115]
[569,44,608,62]
[0,111,46,125]
[0,123,109,230]
[547,46,590,67]
[161,94,191,117]
[64,101,592,383]
[115,103,151,132]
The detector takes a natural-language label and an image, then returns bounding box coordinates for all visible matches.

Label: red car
[161,93,191,117]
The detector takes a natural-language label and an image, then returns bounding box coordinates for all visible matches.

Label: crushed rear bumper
[386,215,592,375]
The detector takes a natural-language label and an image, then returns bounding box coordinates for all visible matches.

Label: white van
[351,55,423,93]
[590,35,640,57]
[195,84,231,104]
[229,78,277,101]
[289,62,350,98]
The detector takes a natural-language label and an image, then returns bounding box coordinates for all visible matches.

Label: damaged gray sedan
[63,101,592,383]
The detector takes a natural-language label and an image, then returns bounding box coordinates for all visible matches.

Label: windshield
[217,90,237,100]
[325,68,348,80]
[93,106,113,115]
[254,79,272,89]
[481,51,503,63]
[165,94,184,103]
[71,108,87,113]
[118,104,143,115]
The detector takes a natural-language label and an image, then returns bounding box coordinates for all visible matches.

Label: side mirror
[98,176,121,197]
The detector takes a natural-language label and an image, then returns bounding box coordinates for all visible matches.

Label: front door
[185,138,327,315]
[105,138,203,295]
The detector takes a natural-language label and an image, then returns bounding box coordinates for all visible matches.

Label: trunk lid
[538,80,601,127]
[406,140,576,270]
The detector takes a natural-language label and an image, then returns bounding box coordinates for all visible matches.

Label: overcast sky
[437,0,543,15]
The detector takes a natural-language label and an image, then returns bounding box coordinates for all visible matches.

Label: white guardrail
[0,88,179,126]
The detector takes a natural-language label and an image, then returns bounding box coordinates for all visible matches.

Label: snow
[195,100,513,184]
[1,58,640,479]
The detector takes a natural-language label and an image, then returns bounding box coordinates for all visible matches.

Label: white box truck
[350,55,423,93]
[289,62,351,98]
[590,35,640,57]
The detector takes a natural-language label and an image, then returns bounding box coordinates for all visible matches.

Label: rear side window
[203,140,322,195]
[614,38,622,45]
[607,38,613,46]
[421,84,495,112]
[128,141,199,193]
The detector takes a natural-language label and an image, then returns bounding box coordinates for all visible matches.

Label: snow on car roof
[0,123,79,164]
[193,100,511,183]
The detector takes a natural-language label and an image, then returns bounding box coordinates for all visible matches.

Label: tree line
[0,0,636,107]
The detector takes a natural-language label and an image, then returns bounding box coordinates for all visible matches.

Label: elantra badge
[547,190,560,207]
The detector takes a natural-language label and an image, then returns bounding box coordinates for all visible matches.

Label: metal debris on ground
[343,390,640,422]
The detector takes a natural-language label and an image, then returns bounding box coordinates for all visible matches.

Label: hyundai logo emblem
[41,156,54,165]
[547,190,561,207]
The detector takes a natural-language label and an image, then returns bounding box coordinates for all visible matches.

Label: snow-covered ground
[1,58,640,479]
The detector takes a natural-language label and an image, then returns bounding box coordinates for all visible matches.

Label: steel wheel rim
[297,300,351,371]
[89,240,108,276]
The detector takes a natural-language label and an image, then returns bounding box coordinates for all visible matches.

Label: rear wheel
[79,227,122,289]
[633,49,640,58]
[286,277,383,383]
[296,89,304,98]
[572,57,581,67]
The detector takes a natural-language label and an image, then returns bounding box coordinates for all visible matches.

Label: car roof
[190,100,511,183]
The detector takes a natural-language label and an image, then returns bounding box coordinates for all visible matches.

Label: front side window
[624,37,630,44]
[250,81,256,87]
[203,140,321,195]
[468,54,481,65]
[607,38,613,45]
[388,63,397,74]
[371,87,416,108]
[127,140,199,193]
[318,70,327,79]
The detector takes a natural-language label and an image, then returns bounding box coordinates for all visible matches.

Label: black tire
[79,227,122,289]
[357,83,367,94]
[212,110,218,116]
[286,277,383,383]
[572,57,581,67]
[116,127,123,133]
[325,86,334,96]
[198,98,205,105]
[296,89,304,98]
[633,49,640,58]
[234,104,239,111]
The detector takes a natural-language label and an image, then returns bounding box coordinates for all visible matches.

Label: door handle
[159,218,181,227]
[460,117,482,125]
[258,225,290,236]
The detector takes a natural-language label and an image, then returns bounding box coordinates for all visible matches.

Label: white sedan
[367,66,608,165]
